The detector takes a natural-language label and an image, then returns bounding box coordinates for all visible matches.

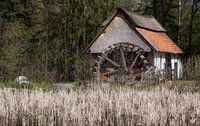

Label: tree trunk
[188,15,193,57]
[177,0,182,44]
[188,0,199,56]
[152,0,158,18]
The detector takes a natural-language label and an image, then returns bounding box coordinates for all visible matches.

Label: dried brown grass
[0,85,200,126]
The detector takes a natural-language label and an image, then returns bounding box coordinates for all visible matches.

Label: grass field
[0,81,200,126]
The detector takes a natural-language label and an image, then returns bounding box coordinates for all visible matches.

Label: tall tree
[188,0,200,56]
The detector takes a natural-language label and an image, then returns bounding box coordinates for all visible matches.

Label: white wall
[171,54,183,78]
[153,52,183,78]
[154,52,166,71]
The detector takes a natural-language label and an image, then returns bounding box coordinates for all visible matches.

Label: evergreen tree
[0,0,199,82]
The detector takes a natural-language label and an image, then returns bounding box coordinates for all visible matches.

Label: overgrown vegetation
[183,55,200,82]
[0,84,200,125]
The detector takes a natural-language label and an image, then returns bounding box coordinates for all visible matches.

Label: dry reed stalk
[0,86,200,126]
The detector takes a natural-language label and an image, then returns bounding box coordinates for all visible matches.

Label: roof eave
[157,50,183,54]
[84,9,119,53]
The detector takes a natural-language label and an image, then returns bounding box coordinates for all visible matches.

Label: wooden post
[174,62,178,80]
[165,53,172,80]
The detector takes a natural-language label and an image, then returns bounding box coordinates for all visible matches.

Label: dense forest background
[0,0,200,82]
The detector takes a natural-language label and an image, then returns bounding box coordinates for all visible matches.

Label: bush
[183,55,200,83]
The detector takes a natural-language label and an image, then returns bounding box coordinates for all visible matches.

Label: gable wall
[90,15,151,53]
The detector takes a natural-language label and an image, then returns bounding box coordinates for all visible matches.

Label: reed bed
[0,85,200,126]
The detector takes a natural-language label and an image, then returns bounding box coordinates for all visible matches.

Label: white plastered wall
[153,52,183,78]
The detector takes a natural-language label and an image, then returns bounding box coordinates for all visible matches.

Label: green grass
[1,80,200,93]
[107,80,200,93]
[0,81,55,91]
[163,81,200,93]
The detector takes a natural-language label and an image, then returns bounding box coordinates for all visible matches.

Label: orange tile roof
[136,28,183,54]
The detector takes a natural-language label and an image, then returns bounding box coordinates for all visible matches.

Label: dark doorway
[165,53,172,80]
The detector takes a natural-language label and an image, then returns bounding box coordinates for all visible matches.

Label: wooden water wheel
[93,43,150,82]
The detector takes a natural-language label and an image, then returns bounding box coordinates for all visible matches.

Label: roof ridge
[117,7,166,32]
[117,7,154,17]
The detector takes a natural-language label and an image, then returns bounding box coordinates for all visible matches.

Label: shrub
[183,55,200,83]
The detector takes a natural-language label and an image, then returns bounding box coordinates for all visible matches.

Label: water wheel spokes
[128,52,141,72]
[94,43,150,82]
[99,55,120,68]
[120,47,128,72]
